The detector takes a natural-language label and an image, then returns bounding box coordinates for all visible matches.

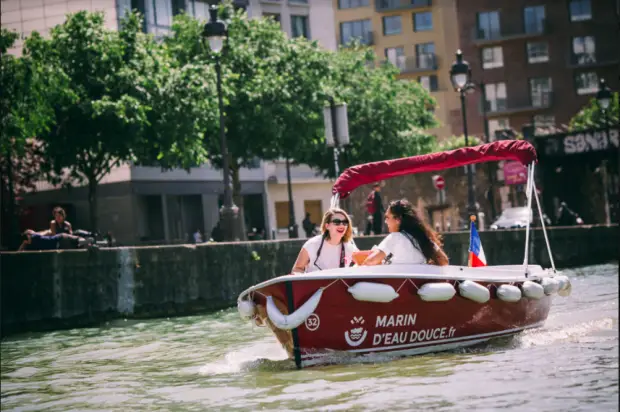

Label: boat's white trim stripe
[300,322,544,358]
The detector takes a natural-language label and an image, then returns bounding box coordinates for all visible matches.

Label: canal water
[2,263,618,411]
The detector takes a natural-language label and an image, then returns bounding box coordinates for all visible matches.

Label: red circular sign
[433,175,445,190]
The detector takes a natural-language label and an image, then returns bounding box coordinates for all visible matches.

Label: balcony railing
[568,50,620,68]
[473,19,550,45]
[482,92,553,116]
[376,0,431,12]
[341,31,374,46]
[384,54,438,73]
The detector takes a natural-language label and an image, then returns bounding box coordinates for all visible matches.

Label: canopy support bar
[522,163,535,276]
[532,178,556,272]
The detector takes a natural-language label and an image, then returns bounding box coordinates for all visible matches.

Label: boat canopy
[332,140,537,199]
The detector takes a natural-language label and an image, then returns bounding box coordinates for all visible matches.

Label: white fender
[556,275,572,297]
[237,299,256,320]
[418,283,456,302]
[266,288,323,330]
[496,285,522,303]
[459,280,490,303]
[541,277,560,295]
[348,282,399,303]
[521,281,544,299]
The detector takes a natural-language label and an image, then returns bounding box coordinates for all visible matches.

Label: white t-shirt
[302,235,359,273]
[377,232,427,265]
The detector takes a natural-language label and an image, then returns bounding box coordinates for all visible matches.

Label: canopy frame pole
[522,163,535,276]
[532,178,556,273]
[330,193,340,209]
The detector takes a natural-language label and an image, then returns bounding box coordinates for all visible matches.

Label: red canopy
[332,140,537,198]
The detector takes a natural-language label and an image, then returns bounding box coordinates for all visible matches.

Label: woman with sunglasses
[361,199,449,266]
[291,208,359,274]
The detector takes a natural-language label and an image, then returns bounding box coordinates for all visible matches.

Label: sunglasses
[329,219,349,226]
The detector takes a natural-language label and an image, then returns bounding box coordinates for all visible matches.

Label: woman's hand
[360,249,386,266]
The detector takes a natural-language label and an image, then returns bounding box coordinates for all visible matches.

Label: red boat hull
[252,276,552,367]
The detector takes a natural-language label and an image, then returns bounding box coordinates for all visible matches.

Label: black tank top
[55,221,69,234]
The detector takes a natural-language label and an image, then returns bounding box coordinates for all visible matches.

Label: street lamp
[203,4,239,241]
[450,49,477,217]
[596,78,613,225]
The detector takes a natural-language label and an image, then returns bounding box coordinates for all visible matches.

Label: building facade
[454,0,620,140]
[333,0,461,139]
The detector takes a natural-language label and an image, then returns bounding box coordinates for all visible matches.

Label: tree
[432,135,482,152]
[292,45,438,178]
[24,11,213,231]
[569,93,619,131]
[0,29,54,248]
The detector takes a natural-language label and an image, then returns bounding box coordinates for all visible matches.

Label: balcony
[341,31,375,46]
[567,50,620,69]
[384,54,438,73]
[482,92,553,117]
[472,19,550,46]
[376,0,431,12]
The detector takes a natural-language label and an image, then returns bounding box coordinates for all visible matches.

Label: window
[415,42,435,69]
[338,0,369,9]
[264,13,281,25]
[529,78,552,107]
[488,118,510,140]
[523,5,545,33]
[485,83,507,112]
[383,15,402,35]
[575,71,598,94]
[569,0,592,21]
[413,12,432,31]
[572,36,596,64]
[385,46,405,69]
[340,20,372,45]
[190,1,210,20]
[418,75,439,92]
[482,46,503,69]
[304,200,323,229]
[275,201,290,229]
[477,11,500,40]
[291,15,309,39]
[145,0,174,36]
[527,41,549,63]
[533,115,555,128]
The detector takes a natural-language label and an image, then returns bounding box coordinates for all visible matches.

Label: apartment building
[333,0,461,139]
[455,0,620,140]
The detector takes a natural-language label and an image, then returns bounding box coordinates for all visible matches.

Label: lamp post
[450,50,477,217]
[596,78,612,225]
[323,96,350,206]
[203,4,239,241]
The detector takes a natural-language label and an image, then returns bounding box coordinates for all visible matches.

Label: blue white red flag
[468,221,487,267]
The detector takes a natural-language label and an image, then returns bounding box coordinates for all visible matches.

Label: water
[2,263,618,412]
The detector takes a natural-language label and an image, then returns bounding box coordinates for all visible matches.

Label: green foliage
[433,135,483,152]
[569,93,619,131]
[292,45,439,177]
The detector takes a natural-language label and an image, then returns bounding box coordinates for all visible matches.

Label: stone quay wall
[1,225,618,336]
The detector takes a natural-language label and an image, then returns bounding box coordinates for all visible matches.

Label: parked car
[490,207,533,230]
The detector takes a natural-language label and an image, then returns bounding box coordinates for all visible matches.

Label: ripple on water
[1,263,618,411]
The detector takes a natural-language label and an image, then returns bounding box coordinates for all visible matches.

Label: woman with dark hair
[291,208,359,274]
[361,199,449,266]
[49,206,72,235]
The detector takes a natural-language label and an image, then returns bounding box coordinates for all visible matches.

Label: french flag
[468,220,487,267]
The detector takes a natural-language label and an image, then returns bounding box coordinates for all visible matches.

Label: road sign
[433,175,445,190]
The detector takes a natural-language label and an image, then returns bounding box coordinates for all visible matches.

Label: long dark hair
[388,199,449,266]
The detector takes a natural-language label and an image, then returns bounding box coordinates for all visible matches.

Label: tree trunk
[88,177,98,233]
[231,161,246,240]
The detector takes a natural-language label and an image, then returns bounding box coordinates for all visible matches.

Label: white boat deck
[238,264,554,300]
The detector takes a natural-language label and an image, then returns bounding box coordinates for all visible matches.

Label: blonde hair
[319,208,353,243]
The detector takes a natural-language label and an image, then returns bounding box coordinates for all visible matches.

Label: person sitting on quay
[18,229,89,252]
[49,206,73,235]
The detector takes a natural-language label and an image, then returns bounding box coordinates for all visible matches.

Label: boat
[236,140,572,368]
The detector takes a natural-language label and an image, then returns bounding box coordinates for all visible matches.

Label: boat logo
[305,314,320,331]
[344,316,367,347]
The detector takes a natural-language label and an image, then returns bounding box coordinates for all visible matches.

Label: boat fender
[417,283,456,302]
[267,288,323,330]
[521,281,544,299]
[556,275,572,297]
[266,288,323,330]
[347,282,399,303]
[541,277,560,295]
[496,285,522,303]
[237,299,256,320]
[458,280,490,303]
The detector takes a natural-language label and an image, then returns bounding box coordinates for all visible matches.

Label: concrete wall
[1,225,617,336]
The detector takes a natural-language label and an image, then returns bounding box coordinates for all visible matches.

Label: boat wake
[199,338,293,375]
